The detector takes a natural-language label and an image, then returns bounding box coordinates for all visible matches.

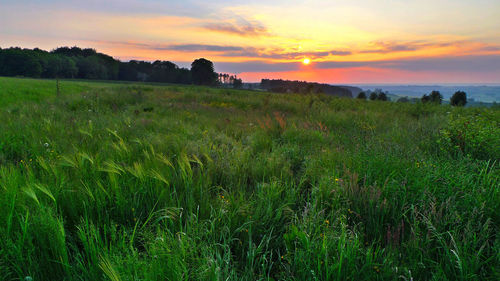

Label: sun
[303,58,311,65]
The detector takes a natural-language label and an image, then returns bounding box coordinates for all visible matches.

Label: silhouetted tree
[0,48,43,77]
[369,92,378,101]
[421,94,431,103]
[397,97,410,103]
[357,91,367,99]
[450,91,467,106]
[191,58,217,86]
[42,55,77,78]
[233,78,243,89]
[429,90,443,104]
[260,79,352,97]
[377,92,388,101]
[150,60,178,83]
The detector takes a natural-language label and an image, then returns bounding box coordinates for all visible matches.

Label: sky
[1,0,500,84]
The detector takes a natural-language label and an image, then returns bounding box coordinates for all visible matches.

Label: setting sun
[303,58,311,65]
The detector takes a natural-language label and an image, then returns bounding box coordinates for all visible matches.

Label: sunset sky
[1,0,500,83]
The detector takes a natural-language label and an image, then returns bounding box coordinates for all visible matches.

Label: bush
[438,114,500,160]
[450,91,467,106]
[356,91,367,99]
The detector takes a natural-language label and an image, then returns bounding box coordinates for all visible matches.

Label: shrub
[437,114,500,160]
[356,91,367,99]
[450,91,467,106]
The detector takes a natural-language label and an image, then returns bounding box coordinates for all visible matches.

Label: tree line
[260,79,353,97]
[356,89,468,106]
[0,47,233,87]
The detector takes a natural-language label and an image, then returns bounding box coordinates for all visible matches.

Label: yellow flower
[325,220,329,225]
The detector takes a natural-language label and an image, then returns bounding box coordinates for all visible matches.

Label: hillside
[260,79,357,97]
[0,77,498,280]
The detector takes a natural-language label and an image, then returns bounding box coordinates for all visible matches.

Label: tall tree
[377,92,388,101]
[191,58,217,86]
[357,91,367,99]
[429,90,443,104]
[450,91,467,106]
[421,94,431,103]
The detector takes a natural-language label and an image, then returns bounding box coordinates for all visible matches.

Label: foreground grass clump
[0,77,499,281]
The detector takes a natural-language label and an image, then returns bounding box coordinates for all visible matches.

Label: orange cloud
[203,21,271,37]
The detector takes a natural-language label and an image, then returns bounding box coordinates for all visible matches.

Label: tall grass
[0,77,498,280]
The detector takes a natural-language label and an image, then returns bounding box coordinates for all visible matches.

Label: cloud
[220,48,351,59]
[159,44,245,52]
[215,61,299,73]
[381,55,500,72]
[478,45,500,52]
[213,54,500,74]
[330,50,352,56]
[360,41,421,54]
[203,21,270,37]
[315,55,500,72]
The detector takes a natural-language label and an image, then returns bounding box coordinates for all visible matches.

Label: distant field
[0,77,499,280]
[0,77,185,106]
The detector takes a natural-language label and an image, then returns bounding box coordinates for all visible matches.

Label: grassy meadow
[0,76,499,280]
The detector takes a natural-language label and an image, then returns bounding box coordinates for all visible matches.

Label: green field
[0,76,499,280]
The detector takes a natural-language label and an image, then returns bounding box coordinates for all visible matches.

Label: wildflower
[324,220,329,225]
[244,229,248,233]
[281,255,284,259]
[335,178,339,182]
[44,142,50,148]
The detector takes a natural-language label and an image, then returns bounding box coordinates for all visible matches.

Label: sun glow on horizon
[303,58,311,65]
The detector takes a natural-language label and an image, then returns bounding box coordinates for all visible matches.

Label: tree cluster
[359,89,388,101]
[420,90,467,106]
[421,90,443,104]
[260,79,352,97]
[0,47,226,86]
[450,91,467,106]
[218,73,243,89]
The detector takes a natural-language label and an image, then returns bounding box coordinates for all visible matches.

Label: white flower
[43,143,50,148]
